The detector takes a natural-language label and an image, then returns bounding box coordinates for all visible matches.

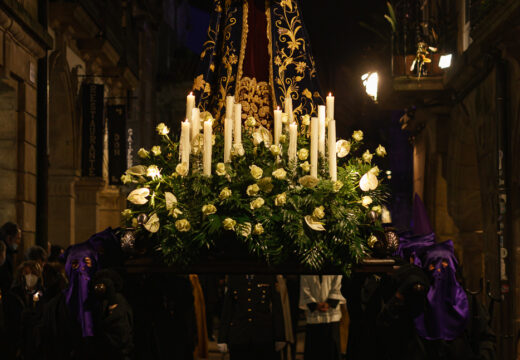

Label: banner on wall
[107,104,127,185]
[81,83,105,177]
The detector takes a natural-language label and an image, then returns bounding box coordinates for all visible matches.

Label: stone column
[74,177,105,244]
[48,174,78,247]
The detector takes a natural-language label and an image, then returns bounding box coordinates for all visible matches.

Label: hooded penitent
[395,194,435,264]
[87,227,123,268]
[64,242,99,337]
[192,0,323,128]
[414,240,469,341]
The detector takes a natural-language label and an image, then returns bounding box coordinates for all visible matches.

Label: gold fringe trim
[265,0,277,110]
[235,0,249,99]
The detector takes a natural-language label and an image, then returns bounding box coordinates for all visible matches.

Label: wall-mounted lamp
[438,54,452,69]
[361,72,379,102]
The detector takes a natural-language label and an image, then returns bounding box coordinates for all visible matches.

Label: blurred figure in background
[91,269,134,360]
[0,222,22,294]
[3,260,44,358]
[26,245,48,266]
[48,244,65,263]
[218,274,286,360]
[300,275,345,360]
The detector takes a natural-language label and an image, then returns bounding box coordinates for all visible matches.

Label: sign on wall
[81,83,104,177]
[107,104,127,185]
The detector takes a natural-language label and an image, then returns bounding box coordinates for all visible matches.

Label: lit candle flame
[328,92,332,96]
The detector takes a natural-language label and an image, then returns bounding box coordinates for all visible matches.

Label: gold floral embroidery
[193,75,205,92]
[237,77,272,130]
[271,0,322,120]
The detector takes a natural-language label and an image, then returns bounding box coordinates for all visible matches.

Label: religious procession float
[119,0,398,274]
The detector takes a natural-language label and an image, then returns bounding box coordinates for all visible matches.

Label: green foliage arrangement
[121,115,388,274]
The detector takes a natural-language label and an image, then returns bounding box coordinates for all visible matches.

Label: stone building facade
[389,1,520,357]
[0,0,180,252]
[0,0,51,251]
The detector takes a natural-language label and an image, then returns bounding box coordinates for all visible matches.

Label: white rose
[300,161,310,172]
[313,206,325,219]
[238,222,252,237]
[175,219,191,232]
[272,168,287,180]
[270,144,281,156]
[219,187,232,200]
[247,184,260,196]
[362,150,373,163]
[121,174,133,184]
[156,123,170,135]
[138,148,149,159]
[250,165,263,180]
[274,192,286,206]
[216,163,227,176]
[250,197,265,210]
[376,145,387,157]
[151,146,161,156]
[222,218,237,231]
[298,148,309,161]
[147,165,161,179]
[253,223,264,235]
[202,204,217,216]
[361,196,373,207]
[336,140,351,158]
[176,163,189,177]
[352,130,363,142]
[333,180,344,192]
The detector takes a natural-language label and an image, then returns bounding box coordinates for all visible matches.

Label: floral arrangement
[121,114,388,274]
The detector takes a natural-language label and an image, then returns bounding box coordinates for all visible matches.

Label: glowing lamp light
[439,54,452,69]
[361,72,379,102]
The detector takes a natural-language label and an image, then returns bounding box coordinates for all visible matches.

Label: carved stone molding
[0,8,49,59]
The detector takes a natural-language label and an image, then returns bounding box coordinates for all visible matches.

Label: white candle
[226,96,234,121]
[318,105,326,156]
[273,106,282,146]
[186,92,195,122]
[328,119,337,181]
[224,117,232,163]
[288,121,298,163]
[191,108,200,142]
[181,120,191,168]
[203,119,212,176]
[284,96,293,123]
[233,103,242,145]
[326,93,334,121]
[310,117,318,178]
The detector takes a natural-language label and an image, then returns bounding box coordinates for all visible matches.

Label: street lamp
[438,54,452,69]
[361,72,379,102]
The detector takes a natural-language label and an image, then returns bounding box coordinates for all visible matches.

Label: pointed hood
[410,193,433,236]
[414,240,469,340]
[395,194,435,262]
